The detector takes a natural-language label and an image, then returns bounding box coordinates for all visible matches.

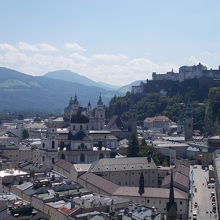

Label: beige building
[88,157,160,187]
[113,186,188,219]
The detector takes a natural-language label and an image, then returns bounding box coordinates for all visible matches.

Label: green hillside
[0,67,118,112]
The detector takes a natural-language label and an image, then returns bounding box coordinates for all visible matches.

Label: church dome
[71,111,89,124]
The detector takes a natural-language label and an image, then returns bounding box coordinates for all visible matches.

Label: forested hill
[106,78,220,135]
[0,67,117,112]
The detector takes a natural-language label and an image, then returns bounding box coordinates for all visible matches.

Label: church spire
[73,94,79,105]
[97,94,103,105]
[138,171,145,196]
[166,171,177,220]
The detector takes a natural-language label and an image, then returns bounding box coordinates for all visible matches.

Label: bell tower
[95,95,105,130]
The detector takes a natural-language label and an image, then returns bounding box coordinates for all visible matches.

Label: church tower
[166,171,177,220]
[94,95,105,130]
[72,94,80,115]
[127,105,137,135]
[184,104,193,141]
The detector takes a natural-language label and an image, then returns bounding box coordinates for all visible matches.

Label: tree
[127,133,139,157]
[22,129,29,139]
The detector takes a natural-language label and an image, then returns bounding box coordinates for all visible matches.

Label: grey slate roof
[89,157,157,172]
[79,173,119,195]
[161,171,189,192]
[106,115,127,130]
[55,159,73,173]
[113,186,188,200]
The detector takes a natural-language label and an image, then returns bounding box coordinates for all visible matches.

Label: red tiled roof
[144,116,171,123]
[60,207,78,215]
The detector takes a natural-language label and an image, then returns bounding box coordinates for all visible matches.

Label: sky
[0,0,220,86]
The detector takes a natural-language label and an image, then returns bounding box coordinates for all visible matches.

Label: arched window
[81,143,85,149]
[52,141,55,149]
[80,154,85,162]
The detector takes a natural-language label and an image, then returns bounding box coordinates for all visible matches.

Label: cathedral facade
[40,95,117,169]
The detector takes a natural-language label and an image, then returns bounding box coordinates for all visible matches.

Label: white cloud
[0,42,177,85]
[0,43,17,51]
[37,43,57,52]
[64,43,86,52]
[69,53,90,63]
[17,42,57,52]
[92,53,128,62]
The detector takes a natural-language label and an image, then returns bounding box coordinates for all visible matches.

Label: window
[73,125,75,130]
[42,156,45,162]
[42,143,45,148]
[80,154,85,162]
[147,200,149,203]
[52,141,55,149]
[180,201,182,205]
[159,200,161,204]
[80,125,83,130]
[52,158,55,164]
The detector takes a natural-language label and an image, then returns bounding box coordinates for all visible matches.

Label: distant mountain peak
[44,70,118,91]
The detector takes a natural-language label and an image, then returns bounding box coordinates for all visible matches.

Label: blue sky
[0,0,220,85]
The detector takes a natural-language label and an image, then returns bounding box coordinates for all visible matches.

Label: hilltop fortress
[132,63,220,95]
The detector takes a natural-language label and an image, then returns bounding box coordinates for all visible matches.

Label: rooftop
[79,173,119,195]
[144,116,171,123]
[0,170,27,178]
[89,157,157,172]
[113,187,188,200]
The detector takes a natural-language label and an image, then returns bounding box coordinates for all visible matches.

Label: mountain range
[0,67,141,112]
[44,70,119,91]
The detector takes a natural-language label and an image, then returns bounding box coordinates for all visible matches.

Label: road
[189,165,218,219]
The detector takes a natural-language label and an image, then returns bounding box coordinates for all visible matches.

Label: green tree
[127,133,139,157]
[22,129,29,139]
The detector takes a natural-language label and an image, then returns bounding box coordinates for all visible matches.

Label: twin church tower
[64,95,105,131]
